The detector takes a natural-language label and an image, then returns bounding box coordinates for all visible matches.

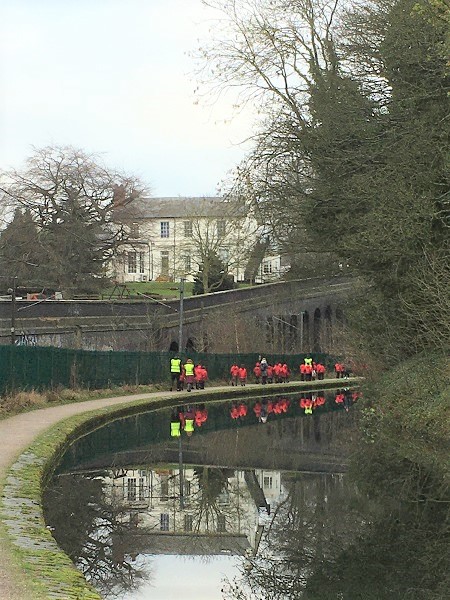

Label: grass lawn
[102,281,194,299]
[102,281,253,300]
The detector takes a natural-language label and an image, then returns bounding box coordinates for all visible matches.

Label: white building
[111,195,271,284]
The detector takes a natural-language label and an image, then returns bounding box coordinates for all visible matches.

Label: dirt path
[0,388,203,600]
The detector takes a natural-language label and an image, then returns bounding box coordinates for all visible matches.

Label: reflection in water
[48,389,443,600]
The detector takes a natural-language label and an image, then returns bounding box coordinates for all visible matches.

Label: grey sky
[0,0,253,196]
[124,554,239,599]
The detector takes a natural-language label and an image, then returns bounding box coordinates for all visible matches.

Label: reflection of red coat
[335,393,345,403]
[253,401,262,417]
[238,403,248,417]
[195,408,208,426]
[279,398,289,412]
[230,404,240,419]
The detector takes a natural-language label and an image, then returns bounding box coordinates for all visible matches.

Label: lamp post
[178,277,185,352]
[7,277,18,345]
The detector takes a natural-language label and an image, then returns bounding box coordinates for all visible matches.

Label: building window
[217,515,226,533]
[127,252,137,274]
[263,262,272,274]
[184,514,193,532]
[263,476,273,489]
[160,477,169,501]
[183,254,191,273]
[184,221,193,237]
[160,513,169,531]
[160,221,170,238]
[139,251,145,274]
[161,251,169,276]
[184,480,191,497]
[127,478,137,501]
[130,223,140,238]
[138,477,145,501]
[217,220,226,238]
[219,247,229,264]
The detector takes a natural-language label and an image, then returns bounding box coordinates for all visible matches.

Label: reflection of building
[105,466,284,557]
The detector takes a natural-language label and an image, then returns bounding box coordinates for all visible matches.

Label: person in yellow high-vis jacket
[170,412,181,437]
[170,356,182,391]
[183,358,195,392]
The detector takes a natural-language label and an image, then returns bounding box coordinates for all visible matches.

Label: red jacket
[238,367,247,379]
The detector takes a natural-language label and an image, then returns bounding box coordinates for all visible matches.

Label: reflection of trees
[223,470,449,600]
[304,516,449,600]
[191,467,242,533]
[222,473,370,600]
[43,473,149,598]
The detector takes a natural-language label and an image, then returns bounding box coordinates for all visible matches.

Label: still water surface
[43,389,435,599]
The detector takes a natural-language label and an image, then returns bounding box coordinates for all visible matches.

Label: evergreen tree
[193,252,235,295]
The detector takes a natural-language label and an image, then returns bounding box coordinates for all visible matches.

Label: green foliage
[193,251,235,294]
[352,352,449,510]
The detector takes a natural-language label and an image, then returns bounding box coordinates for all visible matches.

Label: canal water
[43,388,429,599]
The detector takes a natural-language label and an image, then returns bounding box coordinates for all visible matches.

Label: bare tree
[175,198,263,293]
[0,145,146,293]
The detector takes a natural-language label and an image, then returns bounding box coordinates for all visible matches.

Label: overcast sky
[0,0,254,197]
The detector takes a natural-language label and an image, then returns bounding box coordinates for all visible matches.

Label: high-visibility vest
[185,418,194,433]
[184,362,195,376]
[171,422,181,437]
[304,357,313,367]
[170,358,182,373]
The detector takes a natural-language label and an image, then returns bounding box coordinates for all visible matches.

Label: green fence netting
[0,345,335,394]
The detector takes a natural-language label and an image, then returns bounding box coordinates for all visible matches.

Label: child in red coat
[238,365,247,386]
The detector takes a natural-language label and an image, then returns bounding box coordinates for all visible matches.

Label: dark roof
[112,531,250,556]
[114,196,246,220]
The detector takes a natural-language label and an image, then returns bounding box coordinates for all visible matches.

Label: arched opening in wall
[290,314,298,351]
[324,306,332,351]
[169,341,179,352]
[313,308,321,352]
[186,338,196,352]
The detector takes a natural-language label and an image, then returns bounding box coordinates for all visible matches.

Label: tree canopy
[199,0,450,362]
[0,145,145,294]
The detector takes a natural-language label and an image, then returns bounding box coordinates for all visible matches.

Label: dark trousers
[171,373,180,390]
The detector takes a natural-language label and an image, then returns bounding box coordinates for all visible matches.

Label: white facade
[111,196,269,284]
[105,466,284,555]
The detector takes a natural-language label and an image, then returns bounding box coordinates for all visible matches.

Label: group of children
[172,359,209,392]
[172,355,350,393]
[230,356,331,386]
